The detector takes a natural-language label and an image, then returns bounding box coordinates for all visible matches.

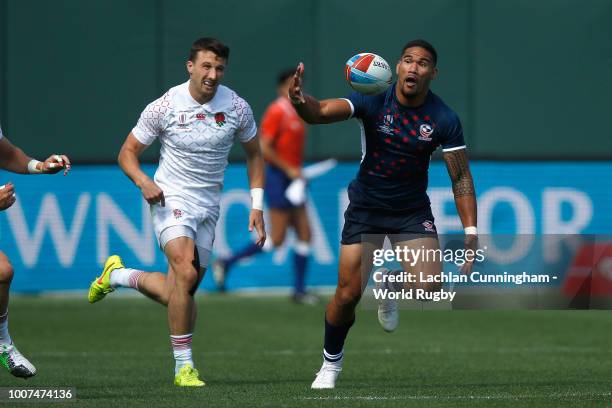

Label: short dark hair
[401,39,437,66]
[277,68,296,86]
[188,37,230,62]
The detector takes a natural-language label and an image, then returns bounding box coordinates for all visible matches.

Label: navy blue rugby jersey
[343,84,465,211]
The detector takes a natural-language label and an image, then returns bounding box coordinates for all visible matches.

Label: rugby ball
[345,53,393,95]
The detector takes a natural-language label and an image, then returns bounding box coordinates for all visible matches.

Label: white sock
[0,311,11,346]
[323,349,344,366]
[109,268,144,289]
[171,334,194,374]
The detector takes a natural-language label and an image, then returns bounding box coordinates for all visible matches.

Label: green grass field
[2,294,612,407]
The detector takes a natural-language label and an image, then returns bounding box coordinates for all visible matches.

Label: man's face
[395,46,437,98]
[187,50,227,99]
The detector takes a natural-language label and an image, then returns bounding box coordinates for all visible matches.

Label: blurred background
[0,0,610,293]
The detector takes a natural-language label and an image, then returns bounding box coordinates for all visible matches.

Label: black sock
[323,317,355,362]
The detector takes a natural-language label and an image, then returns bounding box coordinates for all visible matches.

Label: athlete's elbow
[452,177,476,197]
[117,146,134,170]
[117,147,126,167]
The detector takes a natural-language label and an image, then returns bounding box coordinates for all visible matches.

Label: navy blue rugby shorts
[341,203,437,245]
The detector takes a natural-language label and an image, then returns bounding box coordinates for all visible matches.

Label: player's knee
[298,227,311,243]
[168,252,199,275]
[172,259,198,291]
[0,259,14,283]
[167,251,189,268]
[334,286,361,309]
[271,232,285,248]
[176,269,198,289]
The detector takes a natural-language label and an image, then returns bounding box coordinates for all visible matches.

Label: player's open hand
[140,178,165,207]
[42,154,71,175]
[288,62,305,104]
[248,209,266,247]
[0,183,16,211]
[460,233,478,275]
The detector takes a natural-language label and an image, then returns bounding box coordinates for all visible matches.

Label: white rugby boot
[375,267,399,332]
[311,359,343,389]
[0,343,37,378]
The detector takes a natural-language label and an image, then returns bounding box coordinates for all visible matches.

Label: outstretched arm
[0,138,70,175]
[289,62,353,124]
[241,136,266,247]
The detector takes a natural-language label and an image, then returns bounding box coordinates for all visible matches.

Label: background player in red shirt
[213,69,317,304]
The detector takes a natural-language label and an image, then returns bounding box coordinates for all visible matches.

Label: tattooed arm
[443,148,477,230]
[444,148,477,273]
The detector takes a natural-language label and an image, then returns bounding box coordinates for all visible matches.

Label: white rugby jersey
[132,81,257,209]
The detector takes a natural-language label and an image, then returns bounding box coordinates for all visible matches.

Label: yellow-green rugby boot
[88,255,124,303]
[174,364,205,387]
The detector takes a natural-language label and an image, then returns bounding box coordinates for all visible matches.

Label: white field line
[300,392,612,401]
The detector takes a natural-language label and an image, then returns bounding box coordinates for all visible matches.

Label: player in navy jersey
[288,39,477,389]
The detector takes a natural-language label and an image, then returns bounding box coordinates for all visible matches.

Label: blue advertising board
[1,162,610,292]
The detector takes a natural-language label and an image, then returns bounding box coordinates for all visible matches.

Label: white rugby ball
[345,53,393,95]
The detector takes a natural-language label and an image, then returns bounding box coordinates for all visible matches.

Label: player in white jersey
[87,37,266,387]
[0,124,70,378]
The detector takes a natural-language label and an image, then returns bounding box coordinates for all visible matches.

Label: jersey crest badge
[215,112,226,127]
[418,124,434,141]
[173,209,183,219]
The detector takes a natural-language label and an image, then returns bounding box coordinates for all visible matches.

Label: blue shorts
[265,166,296,210]
[341,204,437,245]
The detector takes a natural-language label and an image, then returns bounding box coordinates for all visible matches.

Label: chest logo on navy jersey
[215,112,226,127]
[377,115,395,135]
[418,124,434,141]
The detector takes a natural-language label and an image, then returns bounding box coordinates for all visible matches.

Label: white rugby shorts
[150,196,218,268]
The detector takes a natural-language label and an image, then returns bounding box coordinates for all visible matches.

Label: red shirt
[260,97,306,167]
